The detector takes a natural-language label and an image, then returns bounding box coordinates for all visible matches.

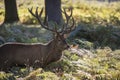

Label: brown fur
[0,38,69,71]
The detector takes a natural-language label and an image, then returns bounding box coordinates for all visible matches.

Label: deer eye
[58,39,61,41]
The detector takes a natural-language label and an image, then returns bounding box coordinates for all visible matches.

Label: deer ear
[70,44,79,49]
[63,34,69,39]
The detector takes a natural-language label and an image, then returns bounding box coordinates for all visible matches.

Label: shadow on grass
[0,23,53,44]
[69,22,120,50]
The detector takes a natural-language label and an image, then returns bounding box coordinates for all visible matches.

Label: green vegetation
[0,48,120,80]
[0,0,120,80]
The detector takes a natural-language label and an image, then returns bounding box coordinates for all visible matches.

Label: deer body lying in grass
[0,7,75,71]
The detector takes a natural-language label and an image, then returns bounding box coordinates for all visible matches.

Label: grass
[0,0,120,25]
[0,48,120,80]
[0,0,120,80]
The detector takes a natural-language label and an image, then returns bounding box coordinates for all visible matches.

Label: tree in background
[44,0,62,24]
[4,0,19,23]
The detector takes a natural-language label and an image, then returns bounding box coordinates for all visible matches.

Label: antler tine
[38,8,49,27]
[35,7,54,31]
[68,17,76,32]
[63,8,73,23]
[62,17,76,34]
[28,7,36,18]
[61,8,75,34]
[59,8,71,33]
[63,8,69,24]
[28,7,56,32]
[69,8,73,19]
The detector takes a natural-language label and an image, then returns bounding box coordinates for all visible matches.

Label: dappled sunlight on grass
[1,47,120,80]
[0,0,120,80]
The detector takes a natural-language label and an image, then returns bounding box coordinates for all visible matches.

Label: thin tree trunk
[4,0,19,23]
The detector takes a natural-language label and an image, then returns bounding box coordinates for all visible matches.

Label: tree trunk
[4,0,19,23]
[44,0,62,25]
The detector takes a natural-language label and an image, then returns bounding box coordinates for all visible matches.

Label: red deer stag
[0,7,75,71]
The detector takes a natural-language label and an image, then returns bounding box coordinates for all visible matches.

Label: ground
[0,0,120,80]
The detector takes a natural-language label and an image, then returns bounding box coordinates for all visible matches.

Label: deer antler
[28,7,76,35]
[61,8,76,34]
[28,7,57,32]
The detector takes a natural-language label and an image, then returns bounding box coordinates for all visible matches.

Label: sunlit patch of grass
[24,68,58,80]
[0,1,120,25]
[0,9,4,23]
[70,2,120,25]
[18,7,45,24]
[0,72,15,80]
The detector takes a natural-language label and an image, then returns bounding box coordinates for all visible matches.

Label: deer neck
[43,39,62,66]
[46,39,64,58]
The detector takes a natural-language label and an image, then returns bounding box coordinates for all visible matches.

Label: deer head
[28,7,75,50]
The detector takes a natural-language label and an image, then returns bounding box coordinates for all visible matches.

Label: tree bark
[44,0,62,25]
[4,0,19,23]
